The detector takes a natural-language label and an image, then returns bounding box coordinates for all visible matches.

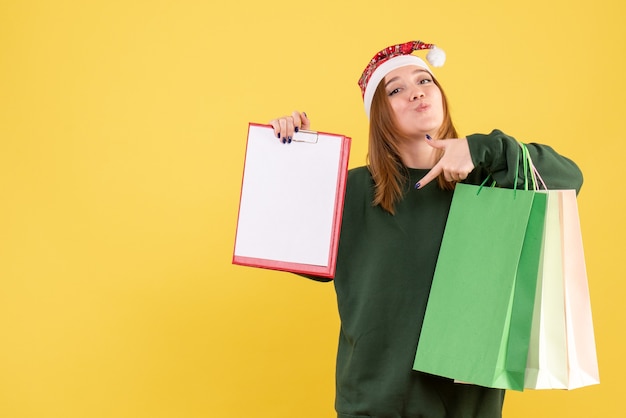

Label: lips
[415,103,430,112]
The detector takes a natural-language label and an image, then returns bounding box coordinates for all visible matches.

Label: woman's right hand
[268,111,311,144]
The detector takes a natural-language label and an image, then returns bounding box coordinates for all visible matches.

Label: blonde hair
[367,77,458,214]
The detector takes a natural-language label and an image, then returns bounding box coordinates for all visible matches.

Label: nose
[409,86,425,101]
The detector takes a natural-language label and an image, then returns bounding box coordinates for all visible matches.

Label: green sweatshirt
[313,130,583,418]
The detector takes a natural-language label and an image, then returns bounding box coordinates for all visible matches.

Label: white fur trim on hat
[362,55,433,119]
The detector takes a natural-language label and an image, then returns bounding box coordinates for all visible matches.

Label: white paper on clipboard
[232,123,351,278]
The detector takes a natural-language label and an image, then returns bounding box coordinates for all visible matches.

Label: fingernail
[277,133,281,139]
[282,138,286,144]
[426,134,432,140]
[303,112,308,118]
[415,182,421,189]
[287,137,292,144]
[295,127,299,133]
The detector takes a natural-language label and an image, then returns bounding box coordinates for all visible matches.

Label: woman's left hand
[415,137,475,189]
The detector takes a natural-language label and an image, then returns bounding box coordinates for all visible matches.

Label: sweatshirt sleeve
[466,129,584,193]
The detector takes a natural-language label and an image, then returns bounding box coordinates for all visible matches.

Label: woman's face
[383,65,444,138]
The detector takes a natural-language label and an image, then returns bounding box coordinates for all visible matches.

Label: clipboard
[232,123,351,278]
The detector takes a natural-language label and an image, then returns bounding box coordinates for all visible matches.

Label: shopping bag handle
[476,142,547,196]
[519,142,547,191]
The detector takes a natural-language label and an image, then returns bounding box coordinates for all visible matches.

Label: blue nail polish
[288,137,292,144]
[415,182,421,189]
[426,134,432,140]
[295,127,299,133]
[282,138,286,144]
[277,133,281,139]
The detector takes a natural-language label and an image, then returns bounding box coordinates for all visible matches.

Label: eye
[418,77,433,85]
[387,87,401,96]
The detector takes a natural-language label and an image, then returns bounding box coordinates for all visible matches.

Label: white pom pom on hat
[425,45,446,67]
[358,41,446,119]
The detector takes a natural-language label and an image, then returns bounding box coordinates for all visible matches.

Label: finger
[447,169,472,182]
[300,111,311,130]
[424,134,447,149]
[278,118,290,143]
[285,117,296,143]
[415,163,443,189]
[444,169,459,182]
[268,118,281,138]
[268,116,294,143]
[291,111,307,133]
[268,117,289,141]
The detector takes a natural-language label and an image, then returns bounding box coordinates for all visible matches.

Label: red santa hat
[358,40,446,118]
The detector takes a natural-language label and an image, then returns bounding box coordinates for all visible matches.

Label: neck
[397,136,437,169]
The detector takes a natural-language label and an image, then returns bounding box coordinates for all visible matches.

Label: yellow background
[1,0,624,416]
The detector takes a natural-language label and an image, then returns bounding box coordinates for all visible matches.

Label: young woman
[269,40,583,418]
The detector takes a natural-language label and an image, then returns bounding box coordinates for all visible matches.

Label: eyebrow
[384,69,429,88]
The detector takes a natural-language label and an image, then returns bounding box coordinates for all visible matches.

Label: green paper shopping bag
[413,182,547,391]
